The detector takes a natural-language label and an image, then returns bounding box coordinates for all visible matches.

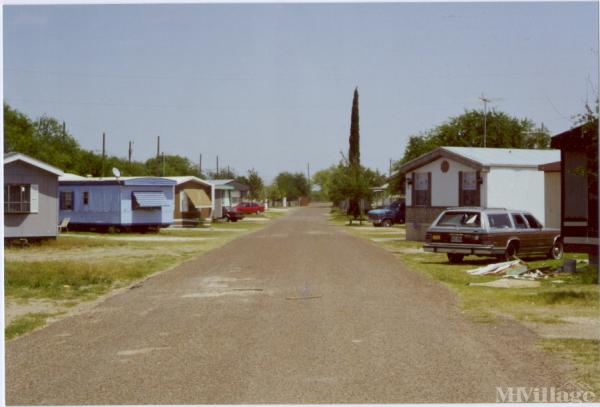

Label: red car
[235,202,265,214]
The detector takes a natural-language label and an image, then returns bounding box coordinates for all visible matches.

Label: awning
[132,191,169,208]
[184,188,211,208]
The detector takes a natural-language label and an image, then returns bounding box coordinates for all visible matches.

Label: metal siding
[59,185,121,225]
[486,168,546,224]
[4,161,59,238]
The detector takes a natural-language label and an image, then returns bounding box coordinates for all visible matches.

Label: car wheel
[382,219,392,227]
[447,253,464,264]
[548,240,563,260]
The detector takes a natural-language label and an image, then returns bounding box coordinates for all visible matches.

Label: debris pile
[466,258,553,280]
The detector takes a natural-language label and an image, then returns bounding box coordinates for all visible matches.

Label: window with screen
[4,184,31,213]
[414,172,430,206]
[60,191,74,210]
[460,171,480,206]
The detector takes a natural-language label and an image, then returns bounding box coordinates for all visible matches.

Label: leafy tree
[236,169,264,200]
[145,154,199,177]
[208,167,236,180]
[273,172,309,201]
[4,103,36,156]
[399,109,550,164]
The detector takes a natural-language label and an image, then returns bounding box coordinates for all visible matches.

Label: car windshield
[436,211,481,227]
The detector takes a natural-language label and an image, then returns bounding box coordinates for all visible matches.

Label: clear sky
[4,2,599,181]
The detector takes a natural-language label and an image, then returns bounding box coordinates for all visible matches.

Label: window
[511,213,528,229]
[459,171,480,206]
[83,191,89,205]
[413,172,430,206]
[487,214,512,229]
[436,211,481,227]
[524,214,542,229]
[60,191,74,210]
[4,184,33,213]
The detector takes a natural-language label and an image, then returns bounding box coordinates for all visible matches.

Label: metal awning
[184,188,211,208]
[132,191,169,208]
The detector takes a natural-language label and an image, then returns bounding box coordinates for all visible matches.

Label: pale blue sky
[4,3,598,181]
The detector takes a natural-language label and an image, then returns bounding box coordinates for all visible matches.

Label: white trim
[564,236,599,245]
[563,221,588,227]
[4,153,64,176]
[30,184,39,213]
[164,176,212,187]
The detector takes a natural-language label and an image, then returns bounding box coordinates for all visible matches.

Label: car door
[524,213,550,253]
[511,212,533,254]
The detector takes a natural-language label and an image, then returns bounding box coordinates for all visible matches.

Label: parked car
[367,200,405,227]
[235,201,265,214]
[423,207,562,263]
[223,206,245,222]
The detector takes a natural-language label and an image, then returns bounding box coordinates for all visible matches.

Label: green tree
[274,172,309,201]
[400,109,550,164]
[236,169,264,200]
[349,87,360,166]
[4,103,36,156]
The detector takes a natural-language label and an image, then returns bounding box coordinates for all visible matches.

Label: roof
[551,121,598,149]
[59,176,176,186]
[538,161,561,172]
[164,176,212,187]
[397,146,560,174]
[206,179,235,190]
[4,152,64,176]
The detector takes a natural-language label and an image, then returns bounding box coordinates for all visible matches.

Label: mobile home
[58,175,176,232]
[4,152,64,240]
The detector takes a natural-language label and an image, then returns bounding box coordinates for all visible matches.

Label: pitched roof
[397,146,560,174]
[164,176,212,187]
[4,152,64,176]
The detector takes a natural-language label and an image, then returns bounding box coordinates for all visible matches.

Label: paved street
[6,204,565,404]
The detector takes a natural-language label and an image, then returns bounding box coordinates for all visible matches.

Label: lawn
[4,209,291,339]
[329,207,600,392]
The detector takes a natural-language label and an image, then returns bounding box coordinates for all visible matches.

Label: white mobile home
[398,147,560,241]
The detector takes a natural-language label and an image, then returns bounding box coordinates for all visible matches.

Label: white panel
[30,184,39,213]
[416,158,477,207]
[486,168,546,224]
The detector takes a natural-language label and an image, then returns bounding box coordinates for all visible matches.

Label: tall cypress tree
[348,87,360,167]
[347,87,362,221]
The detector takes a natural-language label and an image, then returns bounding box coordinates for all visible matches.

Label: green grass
[5,312,62,340]
[539,338,600,394]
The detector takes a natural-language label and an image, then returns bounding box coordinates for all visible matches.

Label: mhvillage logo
[496,381,596,403]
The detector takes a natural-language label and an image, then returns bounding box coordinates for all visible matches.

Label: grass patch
[539,338,600,393]
[5,312,61,340]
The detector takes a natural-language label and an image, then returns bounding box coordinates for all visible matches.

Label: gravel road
[5,204,565,404]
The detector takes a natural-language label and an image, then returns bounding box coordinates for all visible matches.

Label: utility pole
[227,165,230,177]
[307,162,311,191]
[389,159,392,178]
[128,141,132,163]
[199,153,202,177]
[162,152,166,176]
[62,121,66,138]
[216,155,219,174]
[156,136,161,176]
[479,93,491,148]
[101,132,106,178]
